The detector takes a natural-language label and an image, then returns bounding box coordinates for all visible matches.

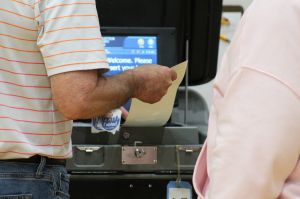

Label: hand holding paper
[124,61,187,127]
[131,64,177,104]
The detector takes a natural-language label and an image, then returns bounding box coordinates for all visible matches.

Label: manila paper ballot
[123,61,187,127]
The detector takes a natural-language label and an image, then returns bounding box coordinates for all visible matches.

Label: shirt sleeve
[34,0,109,76]
[207,67,300,199]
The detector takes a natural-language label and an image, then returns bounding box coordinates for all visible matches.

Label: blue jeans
[0,157,70,199]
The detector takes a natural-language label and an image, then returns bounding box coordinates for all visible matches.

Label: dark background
[96,0,222,85]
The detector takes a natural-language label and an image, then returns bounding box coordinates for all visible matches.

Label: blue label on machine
[167,181,192,199]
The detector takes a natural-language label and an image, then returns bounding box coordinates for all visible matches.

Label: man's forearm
[51,64,176,120]
[51,69,136,120]
[80,70,136,118]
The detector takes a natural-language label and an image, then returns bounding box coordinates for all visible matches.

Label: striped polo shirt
[0,0,108,159]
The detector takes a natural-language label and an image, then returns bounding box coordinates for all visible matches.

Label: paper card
[168,188,191,199]
[123,61,187,127]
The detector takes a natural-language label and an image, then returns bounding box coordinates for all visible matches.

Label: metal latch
[176,146,201,153]
[76,146,101,153]
[135,147,146,158]
[122,141,157,165]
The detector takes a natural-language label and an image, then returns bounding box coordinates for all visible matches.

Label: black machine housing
[97,0,222,85]
[68,0,222,198]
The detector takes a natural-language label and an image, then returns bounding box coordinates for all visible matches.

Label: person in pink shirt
[193,0,300,198]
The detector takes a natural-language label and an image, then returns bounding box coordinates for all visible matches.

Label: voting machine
[67,0,222,198]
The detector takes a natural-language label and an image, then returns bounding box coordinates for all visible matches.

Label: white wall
[223,0,253,8]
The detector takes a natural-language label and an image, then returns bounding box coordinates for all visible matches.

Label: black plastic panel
[70,177,197,199]
[95,0,222,85]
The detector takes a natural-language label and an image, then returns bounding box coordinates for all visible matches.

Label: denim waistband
[0,156,66,166]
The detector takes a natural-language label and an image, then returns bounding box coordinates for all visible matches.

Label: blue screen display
[103,36,158,76]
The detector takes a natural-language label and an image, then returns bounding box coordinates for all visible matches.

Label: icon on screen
[147,38,154,47]
[137,38,145,48]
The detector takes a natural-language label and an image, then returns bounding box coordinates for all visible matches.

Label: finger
[120,106,129,119]
[170,69,177,81]
[167,80,173,87]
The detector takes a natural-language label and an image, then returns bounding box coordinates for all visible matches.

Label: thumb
[170,69,177,81]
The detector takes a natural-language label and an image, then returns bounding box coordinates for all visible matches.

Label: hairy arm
[50,65,177,120]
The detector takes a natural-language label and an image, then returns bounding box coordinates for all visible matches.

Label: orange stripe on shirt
[0,128,71,136]
[0,68,47,77]
[0,103,57,113]
[39,38,102,49]
[0,116,70,125]
[0,45,40,53]
[11,0,34,8]
[0,92,52,101]
[0,80,50,89]
[0,21,37,32]
[42,26,99,35]
[36,2,96,19]
[33,0,41,6]
[42,14,97,25]
[0,34,36,42]
[0,56,43,65]
[47,60,108,70]
[0,8,34,20]
[44,50,104,59]
[0,140,70,147]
